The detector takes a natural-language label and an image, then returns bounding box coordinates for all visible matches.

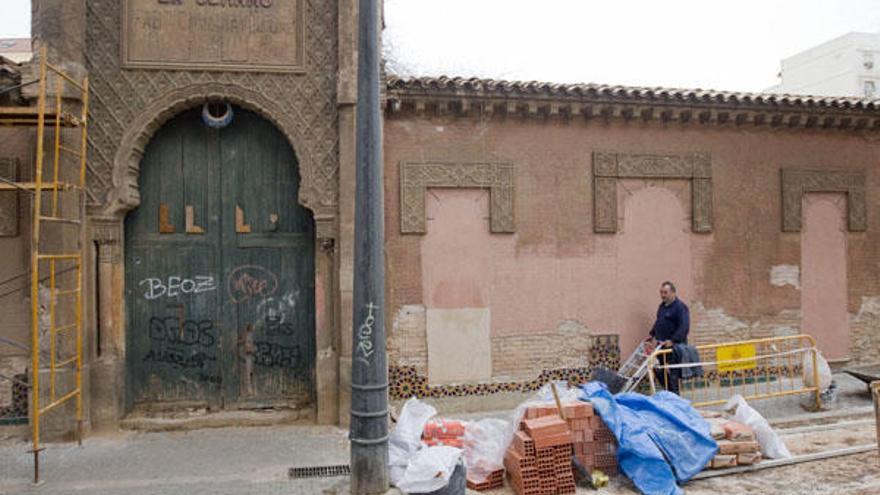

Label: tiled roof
[386,76,880,130]
[388,75,880,110]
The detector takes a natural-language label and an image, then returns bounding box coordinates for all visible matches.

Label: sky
[2,0,879,92]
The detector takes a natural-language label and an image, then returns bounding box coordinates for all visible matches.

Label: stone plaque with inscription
[122,0,304,72]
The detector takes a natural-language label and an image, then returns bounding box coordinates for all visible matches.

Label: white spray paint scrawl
[256,291,299,324]
[139,276,217,299]
[356,302,378,366]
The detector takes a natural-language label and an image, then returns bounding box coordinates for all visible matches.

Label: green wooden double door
[125,108,315,410]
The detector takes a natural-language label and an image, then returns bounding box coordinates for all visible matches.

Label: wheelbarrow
[843,364,880,393]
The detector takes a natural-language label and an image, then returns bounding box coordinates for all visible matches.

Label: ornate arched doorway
[124,106,316,411]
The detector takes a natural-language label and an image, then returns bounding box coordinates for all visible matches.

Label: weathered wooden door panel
[125,111,223,408]
[219,111,315,408]
[126,243,223,406]
[125,108,314,411]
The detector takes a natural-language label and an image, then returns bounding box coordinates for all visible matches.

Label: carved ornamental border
[592,151,713,234]
[400,162,515,234]
[781,169,867,232]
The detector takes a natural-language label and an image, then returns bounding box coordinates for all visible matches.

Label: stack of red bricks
[421,418,466,448]
[519,402,619,476]
[705,418,761,469]
[504,414,576,495]
[465,468,505,491]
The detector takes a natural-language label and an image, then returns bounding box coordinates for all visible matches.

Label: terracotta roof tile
[387,75,880,111]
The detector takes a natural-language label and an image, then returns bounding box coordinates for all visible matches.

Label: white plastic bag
[463,418,508,484]
[802,349,832,391]
[725,395,791,459]
[389,397,437,485]
[396,446,463,494]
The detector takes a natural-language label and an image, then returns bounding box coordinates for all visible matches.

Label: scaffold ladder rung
[56,356,77,368]
[38,216,81,225]
[54,323,77,334]
[36,254,80,261]
[12,45,90,485]
[57,145,83,157]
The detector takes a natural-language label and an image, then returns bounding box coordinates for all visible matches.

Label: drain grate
[288,464,351,479]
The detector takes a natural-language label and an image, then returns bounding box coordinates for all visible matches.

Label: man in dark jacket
[648,281,689,394]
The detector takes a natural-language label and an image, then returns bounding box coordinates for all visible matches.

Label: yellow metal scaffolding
[0,46,88,484]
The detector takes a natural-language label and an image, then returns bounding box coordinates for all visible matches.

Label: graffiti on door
[227,265,278,303]
[139,275,217,299]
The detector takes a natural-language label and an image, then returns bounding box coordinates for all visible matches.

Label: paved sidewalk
[0,425,351,495]
[0,372,873,494]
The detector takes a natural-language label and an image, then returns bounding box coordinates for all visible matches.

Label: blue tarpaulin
[580,382,718,495]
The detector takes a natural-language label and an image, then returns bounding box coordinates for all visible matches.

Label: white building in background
[767,32,880,98]
[0,39,31,63]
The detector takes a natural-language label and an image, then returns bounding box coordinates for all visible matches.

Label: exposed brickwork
[491,320,593,381]
[849,296,880,365]
[689,302,803,347]
[387,304,428,375]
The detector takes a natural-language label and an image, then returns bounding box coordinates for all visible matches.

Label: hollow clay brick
[593,426,615,443]
[582,440,615,455]
[711,454,738,469]
[717,440,760,455]
[535,432,571,449]
[706,417,727,440]
[723,421,756,441]
[523,416,569,438]
[514,430,537,457]
[736,452,762,465]
[563,402,594,419]
[505,447,537,473]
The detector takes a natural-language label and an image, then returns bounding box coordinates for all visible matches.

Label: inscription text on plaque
[122,0,304,72]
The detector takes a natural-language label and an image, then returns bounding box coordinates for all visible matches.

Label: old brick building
[0,1,879,437]
[382,77,880,408]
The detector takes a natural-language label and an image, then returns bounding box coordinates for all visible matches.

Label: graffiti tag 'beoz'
[148,317,216,347]
[253,341,300,368]
[139,276,216,299]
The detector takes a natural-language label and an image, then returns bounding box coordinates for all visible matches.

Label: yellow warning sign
[716,343,757,372]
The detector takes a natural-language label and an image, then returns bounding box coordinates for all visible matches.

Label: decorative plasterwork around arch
[103,83,318,217]
[781,168,867,232]
[592,151,713,233]
[84,0,339,224]
[399,162,515,234]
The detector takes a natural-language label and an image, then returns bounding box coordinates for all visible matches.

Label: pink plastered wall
[420,184,695,357]
[615,185,694,356]
[801,193,849,360]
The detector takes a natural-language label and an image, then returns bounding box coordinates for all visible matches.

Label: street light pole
[350,0,389,493]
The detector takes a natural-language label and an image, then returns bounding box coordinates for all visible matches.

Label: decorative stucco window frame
[592,151,713,233]
[399,162,515,234]
[781,169,867,232]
